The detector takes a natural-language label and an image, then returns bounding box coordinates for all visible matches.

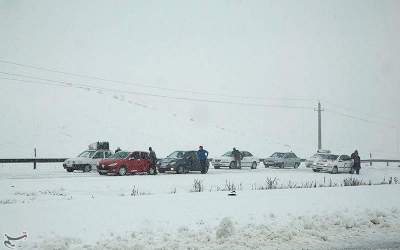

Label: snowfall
[1,162,400,250]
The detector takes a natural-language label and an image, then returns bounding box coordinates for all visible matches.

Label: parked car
[158,150,209,174]
[311,153,353,174]
[212,151,259,169]
[305,149,331,168]
[97,151,156,176]
[263,152,301,168]
[63,142,112,172]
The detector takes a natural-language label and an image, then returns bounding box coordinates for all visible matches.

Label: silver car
[263,152,301,168]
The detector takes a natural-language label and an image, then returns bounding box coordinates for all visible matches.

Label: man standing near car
[149,147,157,174]
[351,150,361,174]
[197,146,209,173]
[233,147,242,169]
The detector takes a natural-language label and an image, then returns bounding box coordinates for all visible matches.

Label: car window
[246,152,253,157]
[341,155,351,161]
[93,151,104,159]
[140,152,149,159]
[290,153,297,158]
[131,152,140,159]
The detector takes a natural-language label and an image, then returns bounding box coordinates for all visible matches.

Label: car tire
[214,165,220,169]
[294,162,300,169]
[331,166,338,174]
[177,166,185,174]
[201,167,208,174]
[251,162,257,169]
[158,170,165,174]
[312,169,319,172]
[98,172,106,175]
[148,167,156,175]
[229,162,235,169]
[66,169,73,173]
[118,166,127,176]
[83,165,91,173]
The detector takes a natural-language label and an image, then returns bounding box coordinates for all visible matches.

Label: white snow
[1,163,400,249]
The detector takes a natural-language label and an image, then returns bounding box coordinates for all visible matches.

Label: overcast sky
[0,0,399,159]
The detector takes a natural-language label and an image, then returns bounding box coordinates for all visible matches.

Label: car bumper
[312,166,332,172]
[212,162,230,167]
[97,166,118,174]
[264,161,283,167]
[63,163,86,171]
[158,165,178,172]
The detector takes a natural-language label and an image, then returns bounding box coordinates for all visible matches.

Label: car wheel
[83,165,91,172]
[279,163,284,168]
[158,169,165,174]
[214,165,220,169]
[177,166,185,174]
[331,166,338,174]
[294,162,300,169]
[118,167,127,176]
[229,162,235,169]
[148,167,156,175]
[312,169,319,172]
[66,169,73,173]
[251,162,257,169]
[98,172,106,175]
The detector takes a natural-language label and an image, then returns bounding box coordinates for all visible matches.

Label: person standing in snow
[233,147,242,169]
[197,146,209,173]
[149,147,157,174]
[351,150,361,174]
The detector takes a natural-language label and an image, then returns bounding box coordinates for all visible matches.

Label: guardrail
[0,158,67,163]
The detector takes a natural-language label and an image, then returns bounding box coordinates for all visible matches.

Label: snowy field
[1,162,400,249]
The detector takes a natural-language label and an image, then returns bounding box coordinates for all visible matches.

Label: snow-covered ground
[1,162,400,249]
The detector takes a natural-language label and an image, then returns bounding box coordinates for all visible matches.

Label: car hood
[265,157,283,162]
[64,157,94,164]
[314,159,335,164]
[160,158,180,164]
[100,158,122,165]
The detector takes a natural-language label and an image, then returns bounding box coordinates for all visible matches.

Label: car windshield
[319,154,339,160]
[222,151,233,157]
[271,152,285,158]
[167,151,185,159]
[78,150,96,158]
[110,151,130,159]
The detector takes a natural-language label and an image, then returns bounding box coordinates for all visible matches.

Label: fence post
[33,148,37,170]
[369,153,372,166]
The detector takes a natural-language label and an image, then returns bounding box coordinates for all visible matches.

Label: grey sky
[0,0,399,159]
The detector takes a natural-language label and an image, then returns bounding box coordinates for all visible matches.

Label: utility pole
[314,102,324,150]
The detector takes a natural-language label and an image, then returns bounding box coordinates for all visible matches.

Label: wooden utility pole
[314,102,324,150]
[33,148,37,170]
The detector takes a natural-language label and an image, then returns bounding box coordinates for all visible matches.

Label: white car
[305,149,332,168]
[312,153,353,174]
[212,151,259,169]
[63,142,113,172]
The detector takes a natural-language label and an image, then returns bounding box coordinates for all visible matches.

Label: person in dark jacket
[233,147,242,169]
[351,150,361,174]
[197,146,209,173]
[149,147,157,174]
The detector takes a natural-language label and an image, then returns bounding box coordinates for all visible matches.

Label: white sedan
[212,151,259,169]
[312,154,354,174]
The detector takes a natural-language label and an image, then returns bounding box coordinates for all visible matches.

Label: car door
[283,153,292,168]
[338,155,348,172]
[188,151,200,171]
[341,155,352,173]
[92,151,105,166]
[241,151,250,167]
[140,152,151,172]
[127,152,141,173]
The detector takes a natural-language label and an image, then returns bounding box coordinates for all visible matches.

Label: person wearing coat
[351,150,361,174]
[149,147,158,174]
[233,147,242,169]
[197,146,209,173]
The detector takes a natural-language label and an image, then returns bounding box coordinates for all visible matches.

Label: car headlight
[109,163,118,167]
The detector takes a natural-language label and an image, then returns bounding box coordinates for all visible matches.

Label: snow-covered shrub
[216,217,235,239]
[191,178,204,192]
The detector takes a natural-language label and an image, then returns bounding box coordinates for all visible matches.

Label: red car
[97,151,156,176]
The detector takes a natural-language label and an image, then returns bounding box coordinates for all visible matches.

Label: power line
[0,58,315,102]
[0,76,314,110]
